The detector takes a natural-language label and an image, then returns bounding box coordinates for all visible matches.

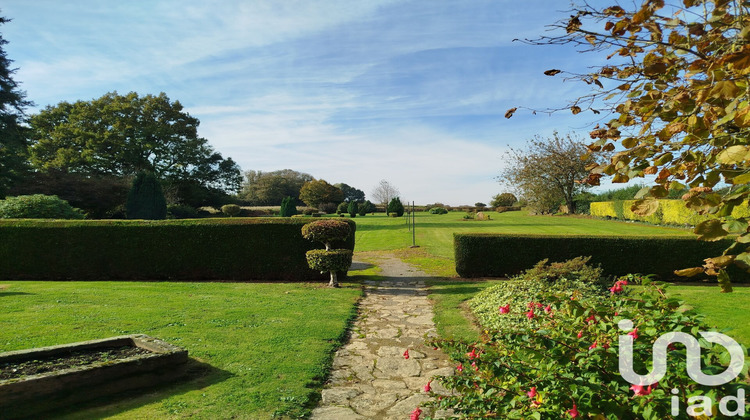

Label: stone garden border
[0,334,188,419]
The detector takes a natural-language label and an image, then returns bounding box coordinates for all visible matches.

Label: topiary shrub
[305,249,353,276]
[359,200,375,216]
[0,195,85,219]
[336,201,348,214]
[429,207,448,214]
[280,196,297,217]
[302,219,352,287]
[301,219,351,250]
[387,197,405,216]
[167,204,199,219]
[221,204,241,217]
[347,201,358,218]
[126,172,167,220]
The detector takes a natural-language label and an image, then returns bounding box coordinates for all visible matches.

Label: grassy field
[0,279,364,419]
[354,211,691,276]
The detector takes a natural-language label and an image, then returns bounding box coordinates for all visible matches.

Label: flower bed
[0,335,188,418]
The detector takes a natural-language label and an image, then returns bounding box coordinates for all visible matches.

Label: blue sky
[2,1,614,205]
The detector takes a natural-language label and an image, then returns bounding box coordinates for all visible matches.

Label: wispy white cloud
[2,0,612,204]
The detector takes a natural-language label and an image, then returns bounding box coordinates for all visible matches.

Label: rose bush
[428,273,749,419]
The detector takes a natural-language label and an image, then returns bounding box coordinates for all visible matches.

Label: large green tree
[29,91,241,195]
[500,132,598,214]
[514,0,750,289]
[0,14,31,198]
[299,179,344,208]
[334,183,365,203]
[240,169,313,205]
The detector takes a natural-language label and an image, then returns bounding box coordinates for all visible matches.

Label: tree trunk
[328,271,339,288]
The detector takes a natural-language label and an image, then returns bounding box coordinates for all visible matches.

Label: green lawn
[0,280,362,419]
[355,211,690,275]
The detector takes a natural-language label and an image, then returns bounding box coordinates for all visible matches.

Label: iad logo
[618,319,747,417]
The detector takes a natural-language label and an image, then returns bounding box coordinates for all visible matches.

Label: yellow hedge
[590,201,617,218]
[592,199,750,226]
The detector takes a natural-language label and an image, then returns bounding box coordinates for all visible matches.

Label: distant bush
[387,197,405,216]
[463,212,475,220]
[318,202,338,214]
[429,207,448,214]
[358,200,373,216]
[8,171,129,219]
[0,195,85,219]
[336,201,348,214]
[474,202,486,208]
[280,196,297,217]
[347,201,358,218]
[221,204,242,217]
[491,193,517,207]
[303,207,317,215]
[167,204,199,219]
[126,172,167,220]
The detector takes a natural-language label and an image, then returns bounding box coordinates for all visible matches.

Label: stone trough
[0,335,188,419]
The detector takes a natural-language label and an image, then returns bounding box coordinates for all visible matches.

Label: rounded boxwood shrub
[301,219,351,249]
[336,201,348,214]
[221,204,241,217]
[0,194,85,219]
[429,207,448,214]
[305,249,352,274]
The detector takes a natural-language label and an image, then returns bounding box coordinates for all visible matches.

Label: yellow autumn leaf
[710,81,740,100]
[631,198,659,216]
[675,267,704,277]
[716,145,750,164]
[730,172,750,185]
[734,107,750,127]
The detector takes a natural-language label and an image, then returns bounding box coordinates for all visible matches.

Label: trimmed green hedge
[0,218,355,281]
[454,233,749,282]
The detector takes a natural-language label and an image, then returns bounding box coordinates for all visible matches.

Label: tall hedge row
[454,233,749,282]
[590,199,750,226]
[0,218,355,281]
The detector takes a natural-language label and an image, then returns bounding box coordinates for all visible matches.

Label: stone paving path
[310,255,454,420]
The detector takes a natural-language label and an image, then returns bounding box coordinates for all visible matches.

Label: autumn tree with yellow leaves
[509,0,750,290]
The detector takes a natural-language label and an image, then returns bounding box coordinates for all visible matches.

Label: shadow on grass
[52,358,232,420]
[427,284,487,296]
[0,291,35,297]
